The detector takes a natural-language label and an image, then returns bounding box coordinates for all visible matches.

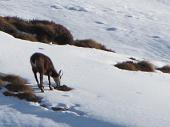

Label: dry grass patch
[54,85,73,91]
[0,17,18,34]
[0,16,74,45]
[136,61,155,72]
[14,33,37,42]
[115,60,155,72]
[74,39,114,52]
[157,65,170,73]
[115,61,138,71]
[0,79,4,85]
[0,16,115,52]
[0,74,41,102]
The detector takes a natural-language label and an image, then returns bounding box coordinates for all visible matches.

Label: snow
[1,0,170,62]
[0,31,170,127]
[0,0,170,127]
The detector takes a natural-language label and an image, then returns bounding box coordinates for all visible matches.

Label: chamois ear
[59,70,63,79]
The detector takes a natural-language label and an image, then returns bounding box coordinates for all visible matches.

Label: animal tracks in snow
[106,27,117,32]
[64,5,88,12]
[50,3,89,13]
[50,5,63,10]
[95,21,105,25]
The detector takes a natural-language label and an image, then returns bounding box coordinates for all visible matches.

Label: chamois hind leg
[33,72,39,83]
[39,73,44,92]
[48,74,53,90]
[33,71,40,87]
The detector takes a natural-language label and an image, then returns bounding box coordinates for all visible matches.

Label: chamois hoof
[40,88,44,93]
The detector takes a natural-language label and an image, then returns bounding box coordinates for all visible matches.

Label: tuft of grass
[0,16,74,45]
[115,60,155,72]
[3,91,41,102]
[136,61,155,72]
[115,61,137,71]
[2,75,27,85]
[1,74,41,102]
[13,33,37,42]
[0,17,18,34]
[157,65,170,73]
[0,79,4,85]
[54,85,73,91]
[74,39,114,52]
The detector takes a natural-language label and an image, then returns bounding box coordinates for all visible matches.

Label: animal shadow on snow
[52,103,87,117]
[0,93,128,127]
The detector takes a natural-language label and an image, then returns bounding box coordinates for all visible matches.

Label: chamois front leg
[48,74,53,90]
[39,73,44,92]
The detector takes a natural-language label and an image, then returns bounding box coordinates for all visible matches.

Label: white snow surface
[0,0,170,127]
[0,31,170,127]
[0,0,170,62]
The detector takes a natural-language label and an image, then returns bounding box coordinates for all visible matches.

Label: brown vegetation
[0,79,4,85]
[74,39,114,52]
[0,16,74,45]
[115,60,155,72]
[157,65,170,73]
[54,85,73,91]
[0,74,40,102]
[0,16,114,52]
[115,61,138,71]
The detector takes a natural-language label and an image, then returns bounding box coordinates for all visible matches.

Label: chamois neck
[51,69,59,77]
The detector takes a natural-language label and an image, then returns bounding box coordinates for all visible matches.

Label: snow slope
[0,31,170,127]
[0,0,170,62]
[0,0,170,127]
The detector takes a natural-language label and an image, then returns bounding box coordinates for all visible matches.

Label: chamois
[30,52,63,92]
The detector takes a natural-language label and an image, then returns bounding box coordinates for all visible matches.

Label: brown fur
[30,52,62,92]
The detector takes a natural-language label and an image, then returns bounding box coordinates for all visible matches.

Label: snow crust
[0,0,170,62]
[0,32,170,127]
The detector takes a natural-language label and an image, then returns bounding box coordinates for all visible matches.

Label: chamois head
[52,70,63,88]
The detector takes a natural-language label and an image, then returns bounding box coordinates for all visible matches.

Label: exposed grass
[136,61,155,72]
[0,16,114,52]
[0,17,18,34]
[0,74,41,102]
[54,85,73,91]
[14,33,37,42]
[0,16,74,45]
[115,60,155,72]
[0,79,5,88]
[115,61,138,71]
[74,39,114,52]
[157,65,170,73]
[2,75,27,85]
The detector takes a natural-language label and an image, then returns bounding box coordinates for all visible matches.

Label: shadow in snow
[106,27,117,31]
[0,93,128,127]
[95,21,105,24]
